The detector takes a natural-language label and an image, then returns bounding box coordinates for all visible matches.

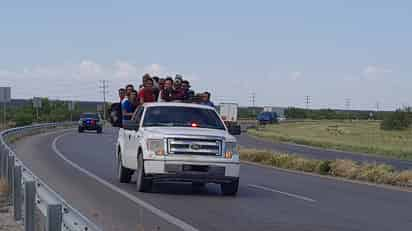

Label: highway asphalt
[14,128,412,231]
[238,134,412,170]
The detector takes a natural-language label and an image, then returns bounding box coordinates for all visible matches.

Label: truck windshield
[143,106,226,130]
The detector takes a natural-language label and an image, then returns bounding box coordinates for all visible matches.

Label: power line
[99,80,109,120]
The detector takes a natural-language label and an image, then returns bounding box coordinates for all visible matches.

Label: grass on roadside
[248,120,412,160]
[240,148,412,187]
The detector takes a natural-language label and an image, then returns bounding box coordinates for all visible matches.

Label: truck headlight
[224,142,238,159]
[147,139,165,156]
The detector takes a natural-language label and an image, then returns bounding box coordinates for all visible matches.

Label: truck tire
[117,156,132,183]
[97,127,103,134]
[136,154,152,192]
[192,182,206,188]
[78,127,84,133]
[221,179,239,196]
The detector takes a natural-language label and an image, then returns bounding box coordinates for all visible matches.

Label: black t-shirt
[161,88,175,102]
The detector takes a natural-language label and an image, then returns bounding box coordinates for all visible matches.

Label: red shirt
[173,88,186,101]
[139,88,155,103]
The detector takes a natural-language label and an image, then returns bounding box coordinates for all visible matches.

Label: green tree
[380,109,412,130]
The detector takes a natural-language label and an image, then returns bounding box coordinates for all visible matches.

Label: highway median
[240,148,412,188]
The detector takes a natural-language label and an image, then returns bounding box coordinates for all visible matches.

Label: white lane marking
[52,133,199,231]
[248,184,316,203]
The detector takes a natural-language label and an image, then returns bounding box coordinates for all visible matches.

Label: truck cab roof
[143,102,216,110]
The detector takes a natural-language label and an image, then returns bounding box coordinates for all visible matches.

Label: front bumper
[144,160,240,183]
[79,125,100,130]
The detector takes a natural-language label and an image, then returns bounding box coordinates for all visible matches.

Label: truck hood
[143,127,235,141]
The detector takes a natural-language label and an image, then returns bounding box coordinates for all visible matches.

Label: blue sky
[0,1,411,110]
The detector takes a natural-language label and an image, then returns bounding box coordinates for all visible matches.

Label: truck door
[124,107,144,168]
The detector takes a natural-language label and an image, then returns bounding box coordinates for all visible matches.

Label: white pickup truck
[116,102,241,195]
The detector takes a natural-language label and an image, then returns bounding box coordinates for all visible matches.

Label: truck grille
[167,138,222,156]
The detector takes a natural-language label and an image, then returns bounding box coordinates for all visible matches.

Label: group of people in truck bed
[110,73,215,124]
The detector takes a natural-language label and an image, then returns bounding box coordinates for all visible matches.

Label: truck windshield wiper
[144,122,175,127]
[144,122,223,130]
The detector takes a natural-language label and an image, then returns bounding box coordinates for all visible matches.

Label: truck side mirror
[123,120,139,131]
[228,125,241,135]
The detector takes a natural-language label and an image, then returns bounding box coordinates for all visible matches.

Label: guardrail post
[46,204,62,231]
[3,151,9,182]
[24,181,36,231]
[0,149,6,178]
[0,148,3,178]
[14,165,22,221]
[7,155,15,203]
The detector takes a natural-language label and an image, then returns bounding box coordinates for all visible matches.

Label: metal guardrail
[0,123,101,231]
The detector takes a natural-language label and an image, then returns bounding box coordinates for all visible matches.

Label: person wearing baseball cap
[175,74,183,82]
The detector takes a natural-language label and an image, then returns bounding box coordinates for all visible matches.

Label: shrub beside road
[240,148,412,187]
[248,120,412,160]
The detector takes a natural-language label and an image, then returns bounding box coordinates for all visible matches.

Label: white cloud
[0,61,176,101]
[113,61,138,79]
[363,65,393,79]
[185,74,199,82]
[77,60,103,79]
[144,63,164,76]
[2,61,408,110]
[289,71,302,80]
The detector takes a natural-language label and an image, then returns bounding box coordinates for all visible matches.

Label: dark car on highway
[78,112,103,133]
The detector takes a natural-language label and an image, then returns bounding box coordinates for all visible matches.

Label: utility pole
[376,102,380,112]
[2,102,5,129]
[250,92,256,116]
[305,96,311,109]
[250,92,256,107]
[345,98,351,120]
[99,80,109,121]
[345,98,351,110]
[33,97,42,121]
[0,87,11,128]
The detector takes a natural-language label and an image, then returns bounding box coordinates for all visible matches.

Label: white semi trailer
[219,103,241,135]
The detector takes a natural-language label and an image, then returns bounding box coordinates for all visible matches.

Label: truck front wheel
[117,156,132,183]
[221,179,239,196]
[136,154,152,192]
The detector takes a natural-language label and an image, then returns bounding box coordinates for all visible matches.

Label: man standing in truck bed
[139,78,156,104]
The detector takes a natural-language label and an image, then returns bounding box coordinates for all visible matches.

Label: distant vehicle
[263,106,273,112]
[219,103,241,135]
[257,111,278,125]
[278,117,286,122]
[78,112,103,133]
[116,103,240,195]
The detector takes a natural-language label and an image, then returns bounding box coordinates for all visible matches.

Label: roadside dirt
[0,179,23,231]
